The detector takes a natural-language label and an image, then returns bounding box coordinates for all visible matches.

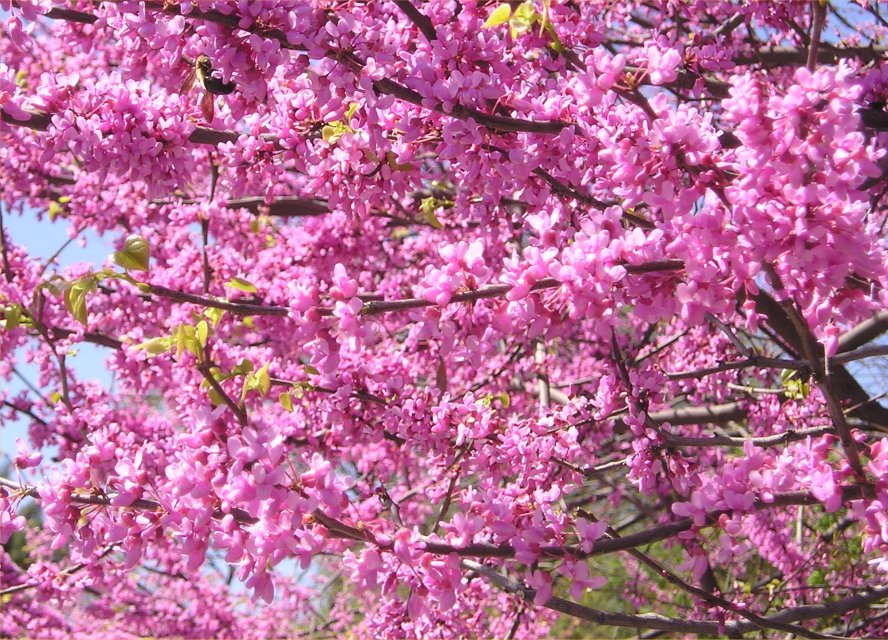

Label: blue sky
[2,211,112,450]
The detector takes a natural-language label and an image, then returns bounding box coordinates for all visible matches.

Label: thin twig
[196,361,248,426]
[807,0,829,71]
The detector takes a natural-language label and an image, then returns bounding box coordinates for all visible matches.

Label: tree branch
[463,559,885,636]
[393,1,437,42]
[838,311,888,353]
[807,0,829,71]
[664,425,834,448]
[22,1,573,137]
[734,45,887,67]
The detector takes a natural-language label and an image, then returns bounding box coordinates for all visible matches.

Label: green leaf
[483,3,511,28]
[226,277,257,293]
[509,1,537,36]
[204,307,226,327]
[134,336,174,355]
[175,324,201,360]
[196,320,209,347]
[784,378,810,400]
[543,21,564,53]
[241,361,272,402]
[63,276,95,326]
[112,235,151,272]
[256,361,271,397]
[345,102,359,120]
[781,369,810,400]
[291,382,310,399]
[422,209,444,230]
[303,364,320,376]
[419,196,449,229]
[322,121,352,144]
[233,358,254,375]
[3,304,22,330]
[208,387,225,407]
[386,151,414,172]
[279,391,293,413]
[48,200,66,222]
[807,569,827,587]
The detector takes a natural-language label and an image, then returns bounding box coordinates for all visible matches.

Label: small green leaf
[498,392,511,409]
[781,369,810,400]
[48,200,66,222]
[386,151,414,172]
[303,364,320,376]
[176,324,198,359]
[807,569,827,587]
[204,307,226,327]
[419,196,449,229]
[291,382,309,399]
[509,1,537,36]
[483,3,511,28]
[345,102,359,120]
[112,235,151,272]
[424,209,444,229]
[256,361,271,397]
[63,276,95,326]
[233,358,254,375]
[3,304,22,330]
[279,391,293,413]
[183,335,202,360]
[322,121,352,144]
[135,336,174,355]
[226,277,258,293]
[543,22,565,53]
[241,361,272,401]
[208,387,225,407]
[196,320,209,347]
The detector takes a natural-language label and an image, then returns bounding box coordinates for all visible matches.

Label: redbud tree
[2,0,888,637]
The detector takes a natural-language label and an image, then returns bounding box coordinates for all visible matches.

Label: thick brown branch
[196,363,248,426]
[807,0,829,72]
[145,284,289,317]
[752,290,888,428]
[464,559,887,636]
[1,107,246,147]
[50,327,124,349]
[25,1,571,137]
[758,271,865,480]
[0,476,257,525]
[838,311,888,353]
[649,401,747,426]
[393,1,437,42]
[665,425,834,448]
[735,45,888,67]
[422,485,866,559]
[589,515,832,638]
[223,196,329,217]
[3,477,866,565]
